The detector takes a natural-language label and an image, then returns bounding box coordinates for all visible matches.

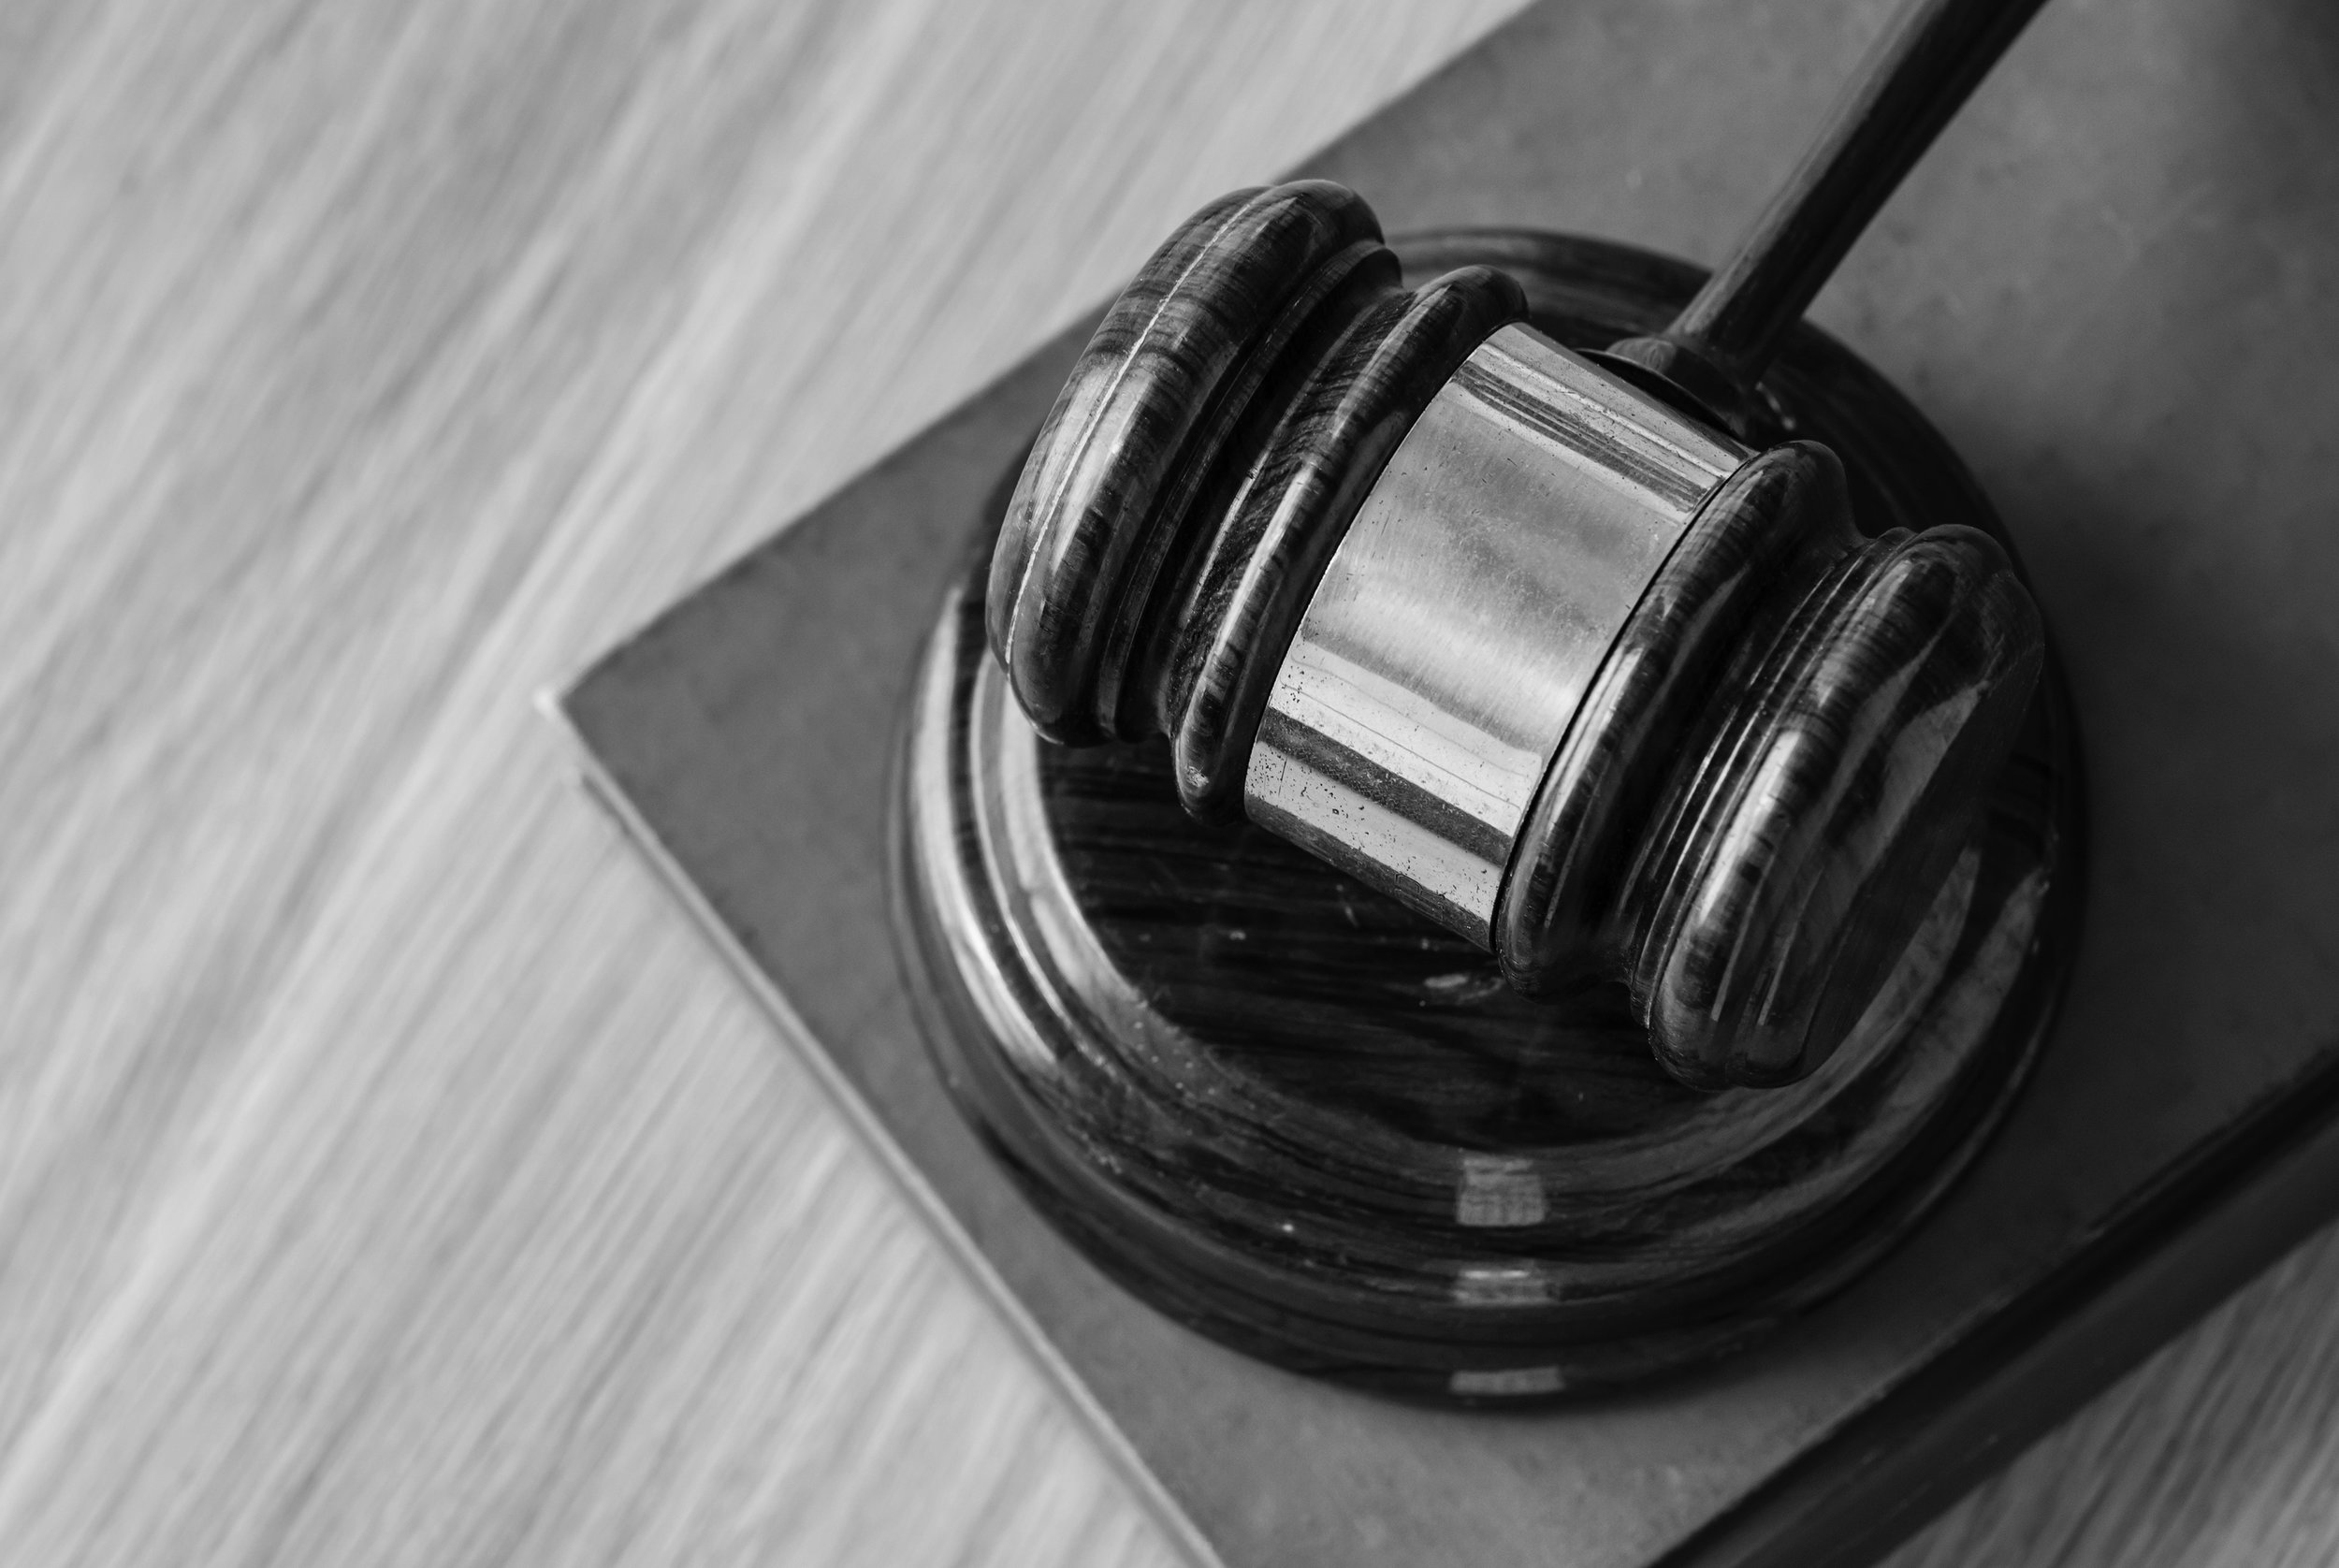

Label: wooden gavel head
[987,181,2042,1090]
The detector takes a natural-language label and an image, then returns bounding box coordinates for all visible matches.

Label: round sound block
[892,232,2085,1403]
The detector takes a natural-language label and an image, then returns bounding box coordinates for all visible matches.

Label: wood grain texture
[0,4,1526,1564]
[0,2,2333,1567]
[988,179,1392,750]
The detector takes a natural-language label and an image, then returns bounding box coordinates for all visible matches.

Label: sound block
[895,232,2083,1402]
[557,3,2339,1564]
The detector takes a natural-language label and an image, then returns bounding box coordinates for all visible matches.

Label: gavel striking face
[986,181,2043,1091]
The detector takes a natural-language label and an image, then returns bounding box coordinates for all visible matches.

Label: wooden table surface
[6,2,2336,1563]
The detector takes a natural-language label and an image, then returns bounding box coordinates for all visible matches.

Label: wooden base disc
[893,232,2083,1402]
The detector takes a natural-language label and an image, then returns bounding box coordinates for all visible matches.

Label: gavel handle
[1663,0,2049,391]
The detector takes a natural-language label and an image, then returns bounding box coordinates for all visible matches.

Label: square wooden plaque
[559,3,2339,1563]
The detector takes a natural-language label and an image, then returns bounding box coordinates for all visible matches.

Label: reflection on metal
[1245,324,1745,944]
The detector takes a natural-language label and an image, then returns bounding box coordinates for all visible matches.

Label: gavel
[986,0,2050,1090]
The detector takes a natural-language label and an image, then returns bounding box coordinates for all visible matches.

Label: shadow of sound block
[557,2,2339,1564]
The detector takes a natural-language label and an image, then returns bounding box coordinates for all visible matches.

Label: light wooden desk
[4,2,2334,1563]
